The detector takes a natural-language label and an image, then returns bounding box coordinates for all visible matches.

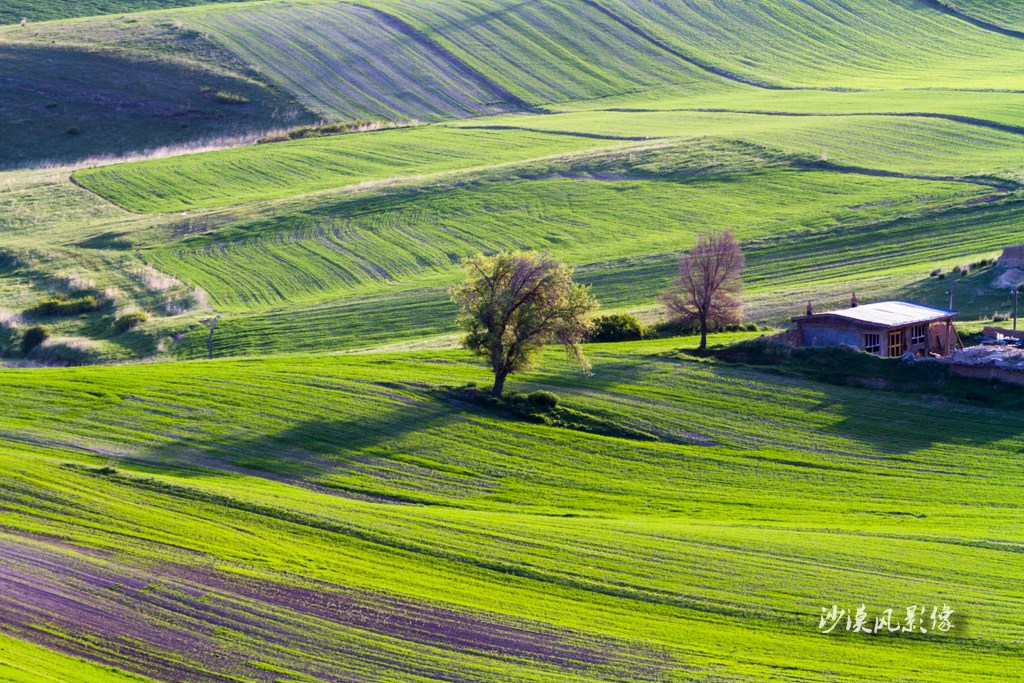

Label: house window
[864,333,881,354]
[889,331,904,357]
[911,324,927,345]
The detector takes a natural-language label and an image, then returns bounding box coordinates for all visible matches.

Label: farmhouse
[792,300,958,357]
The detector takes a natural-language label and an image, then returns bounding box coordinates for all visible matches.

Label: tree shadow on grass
[143,395,458,483]
[702,358,1024,453]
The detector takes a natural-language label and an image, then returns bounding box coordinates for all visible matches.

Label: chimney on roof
[806,300,814,316]
[851,292,859,308]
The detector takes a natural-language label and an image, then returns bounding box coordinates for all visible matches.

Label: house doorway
[888,330,903,357]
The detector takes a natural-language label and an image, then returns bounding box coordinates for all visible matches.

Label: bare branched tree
[659,230,745,351]
[450,251,598,397]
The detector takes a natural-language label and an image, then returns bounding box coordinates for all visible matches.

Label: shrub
[214,91,249,105]
[993,313,1010,322]
[113,311,147,335]
[27,295,99,317]
[930,268,942,277]
[590,314,646,342]
[0,249,19,269]
[20,325,48,354]
[650,318,699,338]
[527,390,559,409]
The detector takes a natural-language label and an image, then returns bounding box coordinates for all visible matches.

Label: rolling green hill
[932,0,1024,33]
[0,42,313,170]
[1,337,1023,681]
[454,110,1024,180]
[14,114,1021,361]
[190,0,728,119]
[355,0,734,102]
[0,0,239,25]
[146,159,982,310]
[189,2,525,121]
[74,110,1024,212]
[588,0,1024,89]
[0,14,317,169]
[6,1,1024,680]
[7,0,1024,167]
[72,126,619,212]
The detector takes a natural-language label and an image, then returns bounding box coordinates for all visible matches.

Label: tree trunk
[699,316,708,351]
[491,371,508,397]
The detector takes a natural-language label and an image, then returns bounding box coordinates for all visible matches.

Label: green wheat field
[2,0,1024,681]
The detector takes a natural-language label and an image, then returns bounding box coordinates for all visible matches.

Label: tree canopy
[660,230,744,350]
[450,251,598,396]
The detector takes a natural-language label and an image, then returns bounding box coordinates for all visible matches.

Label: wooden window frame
[864,333,881,354]
[910,324,927,345]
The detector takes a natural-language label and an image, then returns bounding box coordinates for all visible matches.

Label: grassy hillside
[0,0,732,168]
[589,0,1024,89]
[935,0,1024,32]
[190,2,524,121]
[75,109,1024,212]
[554,88,1024,130]
[1,337,1023,681]
[72,125,619,212]
[8,0,1024,168]
[147,160,982,309]
[0,20,315,169]
[162,193,1021,360]
[452,111,1024,181]
[11,127,1016,360]
[7,1,1024,679]
[356,0,734,103]
[0,0,240,25]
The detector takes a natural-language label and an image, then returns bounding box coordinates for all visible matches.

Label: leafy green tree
[451,251,598,397]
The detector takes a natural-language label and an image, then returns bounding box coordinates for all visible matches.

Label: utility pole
[201,315,221,359]
[1013,288,1019,332]
[946,289,953,311]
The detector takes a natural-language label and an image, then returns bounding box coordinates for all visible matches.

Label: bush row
[588,313,759,343]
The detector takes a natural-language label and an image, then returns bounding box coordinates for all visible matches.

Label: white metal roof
[820,301,956,327]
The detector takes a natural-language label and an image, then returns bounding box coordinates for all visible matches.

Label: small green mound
[446,386,659,442]
[113,312,147,335]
